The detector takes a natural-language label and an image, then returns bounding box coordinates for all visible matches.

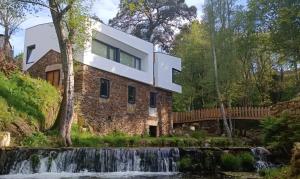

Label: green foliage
[22,132,49,147]
[239,152,255,171]
[220,153,241,171]
[259,166,291,179]
[178,156,192,170]
[0,72,61,125]
[191,130,207,140]
[261,114,300,152]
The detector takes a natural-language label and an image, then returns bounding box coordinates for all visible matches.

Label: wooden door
[46,70,60,87]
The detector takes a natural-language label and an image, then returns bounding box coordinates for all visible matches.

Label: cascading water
[251,147,273,171]
[0,148,180,175]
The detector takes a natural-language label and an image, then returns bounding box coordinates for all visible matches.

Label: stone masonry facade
[26,50,173,136]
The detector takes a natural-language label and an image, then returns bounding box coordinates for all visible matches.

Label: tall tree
[204,0,234,138]
[19,0,90,146]
[171,21,215,112]
[109,0,197,52]
[0,0,29,56]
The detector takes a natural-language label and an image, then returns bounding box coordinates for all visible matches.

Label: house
[0,34,13,56]
[22,21,182,137]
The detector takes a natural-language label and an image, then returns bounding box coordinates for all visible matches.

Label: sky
[2,0,205,56]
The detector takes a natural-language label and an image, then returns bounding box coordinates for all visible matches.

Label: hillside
[0,72,61,145]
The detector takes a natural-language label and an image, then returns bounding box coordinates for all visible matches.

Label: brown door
[46,70,60,87]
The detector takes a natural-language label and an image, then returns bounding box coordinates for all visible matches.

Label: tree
[19,0,90,146]
[109,0,197,52]
[204,0,233,138]
[171,21,215,112]
[0,0,29,57]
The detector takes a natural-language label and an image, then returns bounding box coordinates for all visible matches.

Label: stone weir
[0,148,180,174]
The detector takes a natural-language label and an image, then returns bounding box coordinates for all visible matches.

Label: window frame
[26,45,36,64]
[92,39,117,61]
[100,78,110,99]
[149,92,157,108]
[172,68,181,85]
[91,39,142,70]
[128,85,136,104]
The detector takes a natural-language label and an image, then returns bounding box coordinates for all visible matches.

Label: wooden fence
[173,107,271,124]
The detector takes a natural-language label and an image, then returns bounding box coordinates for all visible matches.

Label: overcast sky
[3,0,204,56]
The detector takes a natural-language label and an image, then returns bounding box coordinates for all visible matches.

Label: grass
[0,72,61,129]
[259,166,293,179]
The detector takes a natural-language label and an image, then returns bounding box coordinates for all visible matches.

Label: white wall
[154,53,182,93]
[82,20,154,85]
[23,23,60,71]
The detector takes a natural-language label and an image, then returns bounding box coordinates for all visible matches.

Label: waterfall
[251,147,273,171]
[0,148,180,175]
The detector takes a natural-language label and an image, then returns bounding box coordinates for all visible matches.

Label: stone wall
[26,50,173,136]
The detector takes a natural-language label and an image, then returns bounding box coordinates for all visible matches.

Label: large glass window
[172,68,181,84]
[100,78,110,98]
[120,51,141,70]
[128,86,136,104]
[92,39,117,61]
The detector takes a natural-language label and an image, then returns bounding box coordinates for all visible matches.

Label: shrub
[191,130,207,140]
[261,114,300,152]
[178,156,193,170]
[22,132,49,147]
[239,152,255,171]
[220,153,241,171]
[210,137,232,147]
[259,166,291,179]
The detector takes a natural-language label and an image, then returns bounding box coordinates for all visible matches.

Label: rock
[291,142,300,176]
[0,132,10,147]
[189,126,195,131]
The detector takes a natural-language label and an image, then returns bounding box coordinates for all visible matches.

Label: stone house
[22,21,182,137]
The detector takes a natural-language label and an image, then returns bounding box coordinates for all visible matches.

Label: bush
[22,132,49,147]
[239,152,255,171]
[261,114,300,152]
[178,156,193,170]
[210,137,232,147]
[191,130,207,140]
[221,153,241,171]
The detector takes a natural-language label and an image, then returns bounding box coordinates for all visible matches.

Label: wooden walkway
[173,107,271,124]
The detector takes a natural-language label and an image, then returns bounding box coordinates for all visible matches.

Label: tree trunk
[49,0,75,146]
[3,25,11,58]
[209,0,232,138]
[59,41,74,146]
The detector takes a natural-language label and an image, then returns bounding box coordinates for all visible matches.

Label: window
[100,78,110,98]
[92,39,117,61]
[91,39,142,70]
[46,70,60,87]
[150,92,157,108]
[26,45,35,64]
[120,51,141,70]
[172,68,181,84]
[128,86,136,104]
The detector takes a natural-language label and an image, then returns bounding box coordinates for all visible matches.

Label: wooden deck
[173,107,271,124]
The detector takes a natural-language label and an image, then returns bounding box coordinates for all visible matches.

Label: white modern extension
[23,20,182,93]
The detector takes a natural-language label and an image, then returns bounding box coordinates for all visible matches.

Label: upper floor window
[92,39,142,70]
[172,68,181,84]
[100,78,110,98]
[26,45,35,64]
[120,51,141,70]
[92,39,117,61]
[128,86,136,104]
[150,92,157,108]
